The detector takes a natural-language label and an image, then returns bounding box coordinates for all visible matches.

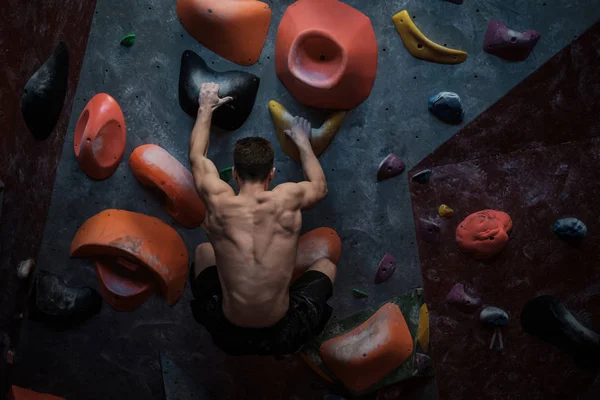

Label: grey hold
[553,218,587,240]
[480,306,509,326]
[428,92,464,124]
[412,169,432,184]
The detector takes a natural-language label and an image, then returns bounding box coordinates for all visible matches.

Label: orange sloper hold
[70,209,189,306]
[10,386,65,400]
[74,93,126,180]
[320,303,414,393]
[177,0,271,66]
[275,0,378,109]
[129,144,206,228]
[296,227,341,265]
[455,210,513,260]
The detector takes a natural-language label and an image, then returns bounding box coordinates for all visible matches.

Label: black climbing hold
[521,295,600,368]
[412,169,432,184]
[352,288,368,298]
[428,92,464,124]
[178,50,260,131]
[480,306,509,326]
[21,42,69,140]
[120,33,136,47]
[28,270,102,327]
[553,218,587,240]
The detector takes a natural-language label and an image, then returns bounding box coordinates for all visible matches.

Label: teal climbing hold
[120,33,136,47]
[352,289,368,298]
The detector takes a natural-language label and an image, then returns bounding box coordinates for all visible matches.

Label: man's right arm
[274,117,328,210]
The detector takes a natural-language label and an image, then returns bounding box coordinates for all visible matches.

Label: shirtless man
[188,83,337,356]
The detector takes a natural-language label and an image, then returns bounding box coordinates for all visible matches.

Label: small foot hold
[419,218,440,243]
[417,303,429,352]
[120,33,136,47]
[28,270,102,326]
[412,169,432,184]
[377,153,405,181]
[428,92,464,124]
[442,0,464,4]
[553,218,587,240]
[374,253,396,283]
[483,20,540,61]
[480,306,509,326]
[414,353,433,376]
[393,10,467,64]
[352,288,369,298]
[438,204,454,218]
[446,283,481,311]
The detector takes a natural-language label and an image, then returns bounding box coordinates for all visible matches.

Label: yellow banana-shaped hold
[268,100,346,162]
[417,303,430,353]
[393,10,467,64]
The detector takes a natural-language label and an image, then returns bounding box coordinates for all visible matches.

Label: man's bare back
[187,83,337,355]
[204,189,302,326]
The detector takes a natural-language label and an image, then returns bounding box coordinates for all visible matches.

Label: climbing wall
[10,0,600,399]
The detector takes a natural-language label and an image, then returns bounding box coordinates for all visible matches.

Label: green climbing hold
[352,289,368,298]
[219,167,233,182]
[120,33,136,47]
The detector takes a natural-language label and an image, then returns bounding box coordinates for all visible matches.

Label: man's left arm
[189,83,234,204]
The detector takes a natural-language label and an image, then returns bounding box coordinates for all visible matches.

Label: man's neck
[238,181,268,196]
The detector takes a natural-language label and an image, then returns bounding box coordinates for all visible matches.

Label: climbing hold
[428,92,464,124]
[179,50,260,131]
[352,289,369,298]
[480,306,509,326]
[393,10,467,64]
[442,0,463,4]
[70,209,189,306]
[323,396,347,400]
[521,295,600,368]
[446,283,481,311]
[414,353,433,376]
[417,303,429,352]
[456,210,512,259]
[28,270,102,326]
[411,169,432,184]
[120,33,136,47]
[21,41,69,140]
[320,303,413,393]
[74,93,126,180]
[10,386,65,400]
[268,100,345,161]
[418,218,440,243]
[377,154,405,181]
[438,204,454,218]
[553,218,587,240]
[276,0,378,109]
[294,227,342,281]
[177,0,271,66]
[95,258,156,312]
[129,144,206,229]
[375,253,396,283]
[483,20,540,62]
[219,166,233,182]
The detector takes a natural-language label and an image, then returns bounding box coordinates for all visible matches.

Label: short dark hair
[233,137,274,182]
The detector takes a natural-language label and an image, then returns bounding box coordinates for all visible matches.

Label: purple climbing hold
[377,153,405,181]
[414,353,434,376]
[374,253,396,283]
[419,218,440,243]
[446,283,481,311]
[483,20,540,61]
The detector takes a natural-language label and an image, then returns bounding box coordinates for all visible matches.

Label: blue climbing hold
[428,91,464,124]
[553,218,587,240]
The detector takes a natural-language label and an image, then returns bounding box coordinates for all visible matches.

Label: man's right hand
[284,116,312,152]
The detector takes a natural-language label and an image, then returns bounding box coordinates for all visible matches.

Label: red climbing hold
[275,0,378,109]
[377,154,405,181]
[9,386,65,400]
[74,93,126,180]
[320,303,413,393]
[456,210,512,259]
[375,253,396,283]
[129,144,206,228]
[483,20,540,61]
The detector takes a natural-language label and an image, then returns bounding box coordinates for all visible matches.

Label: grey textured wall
[15,0,600,399]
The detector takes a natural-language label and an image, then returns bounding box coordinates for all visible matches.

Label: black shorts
[190,265,333,356]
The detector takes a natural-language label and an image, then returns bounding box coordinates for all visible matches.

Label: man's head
[233,137,275,186]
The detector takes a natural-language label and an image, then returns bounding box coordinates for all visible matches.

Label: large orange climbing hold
[275,0,378,109]
[10,386,65,400]
[129,144,206,228]
[320,303,413,393]
[296,227,341,268]
[74,93,126,180]
[95,258,156,311]
[70,209,188,306]
[456,210,513,260]
[177,0,272,66]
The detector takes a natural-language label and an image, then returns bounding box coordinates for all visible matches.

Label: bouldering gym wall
[1,0,600,399]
